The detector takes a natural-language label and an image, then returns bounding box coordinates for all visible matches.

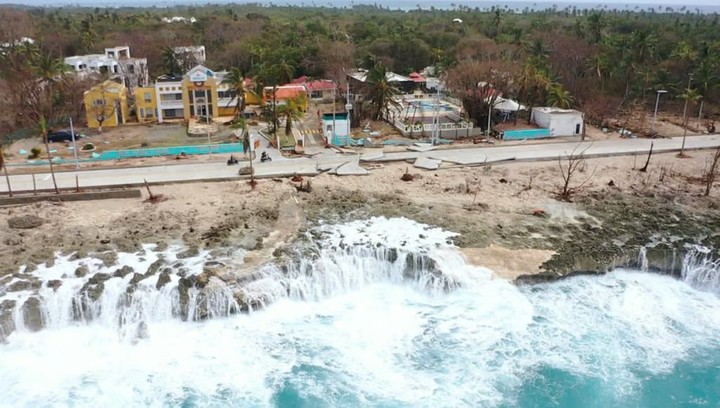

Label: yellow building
[83,80,130,130]
[182,65,220,121]
[128,65,260,124]
[134,86,157,123]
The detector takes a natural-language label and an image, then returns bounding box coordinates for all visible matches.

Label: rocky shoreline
[2,157,720,339]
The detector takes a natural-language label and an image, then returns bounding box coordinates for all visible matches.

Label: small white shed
[531,107,583,137]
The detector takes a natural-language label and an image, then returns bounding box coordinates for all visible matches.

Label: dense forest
[0,3,719,138]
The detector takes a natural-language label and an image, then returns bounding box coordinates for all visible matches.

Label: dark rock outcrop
[75,265,89,278]
[156,271,172,290]
[113,265,135,278]
[47,280,63,291]
[21,297,43,332]
[8,215,44,230]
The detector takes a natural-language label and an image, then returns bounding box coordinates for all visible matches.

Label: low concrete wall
[0,189,142,206]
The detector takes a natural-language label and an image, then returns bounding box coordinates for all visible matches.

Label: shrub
[29,147,42,159]
[82,143,95,151]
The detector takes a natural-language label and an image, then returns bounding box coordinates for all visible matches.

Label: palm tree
[491,9,503,37]
[221,67,250,118]
[364,60,401,121]
[32,52,70,83]
[678,82,701,156]
[26,52,69,194]
[694,61,718,124]
[38,116,60,194]
[277,93,308,137]
[161,46,180,76]
[586,12,607,43]
[546,84,574,108]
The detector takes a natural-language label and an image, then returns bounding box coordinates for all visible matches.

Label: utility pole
[205,87,212,157]
[432,87,440,145]
[69,117,79,169]
[332,82,336,146]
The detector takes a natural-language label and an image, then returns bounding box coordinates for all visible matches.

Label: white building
[155,75,184,123]
[162,16,197,23]
[65,45,149,88]
[531,107,584,137]
[174,46,206,67]
[65,54,119,76]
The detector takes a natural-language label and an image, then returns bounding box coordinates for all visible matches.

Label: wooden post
[75,175,80,193]
[32,173,37,195]
[143,179,154,200]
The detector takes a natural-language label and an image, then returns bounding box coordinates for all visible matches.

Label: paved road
[1,135,719,194]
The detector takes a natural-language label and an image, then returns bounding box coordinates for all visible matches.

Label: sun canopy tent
[492,97,526,112]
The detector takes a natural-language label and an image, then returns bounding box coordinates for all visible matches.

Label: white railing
[392,119,473,134]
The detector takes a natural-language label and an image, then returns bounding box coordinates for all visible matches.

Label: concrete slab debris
[360,149,385,161]
[407,144,437,152]
[335,161,370,176]
[414,157,442,170]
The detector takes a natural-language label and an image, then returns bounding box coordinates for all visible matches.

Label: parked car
[47,130,84,143]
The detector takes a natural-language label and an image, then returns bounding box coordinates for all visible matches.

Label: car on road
[47,130,84,143]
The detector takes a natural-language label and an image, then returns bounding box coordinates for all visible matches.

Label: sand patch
[460,245,555,280]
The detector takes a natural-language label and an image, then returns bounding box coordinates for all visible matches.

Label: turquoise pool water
[100,143,245,160]
[18,143,246,166]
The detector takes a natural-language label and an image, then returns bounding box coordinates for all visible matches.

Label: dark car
[47,130,84,143]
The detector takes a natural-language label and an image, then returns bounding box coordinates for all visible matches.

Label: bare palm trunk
[698,99,704,128]
[0,148,12,197]
[43,135,60,194]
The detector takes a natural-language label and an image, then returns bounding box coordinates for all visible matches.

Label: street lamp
[651,89,667,135]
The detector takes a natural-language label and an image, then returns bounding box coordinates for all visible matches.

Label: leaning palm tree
[364,61,401,121]
[221,67,250,118]
[546,84,574,109]
[678,86,702,156]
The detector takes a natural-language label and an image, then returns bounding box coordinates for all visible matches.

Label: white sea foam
[0,217,719,406]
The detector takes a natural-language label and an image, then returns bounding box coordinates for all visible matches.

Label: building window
[194,90,206,98]
[575,123,581,134]
[93,99,105,107]
[139,108,145,118]
[160,93,183,102]
[217,90,237,99]
[144,92,152,102]
[162,108,183,118]
[311,91,323,99]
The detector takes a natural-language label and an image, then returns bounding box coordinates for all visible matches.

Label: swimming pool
[100,143,245,160]
[409,101,454,111]
[17,143,246,166]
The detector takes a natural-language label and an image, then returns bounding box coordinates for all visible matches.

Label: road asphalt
[1,134,719,194]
